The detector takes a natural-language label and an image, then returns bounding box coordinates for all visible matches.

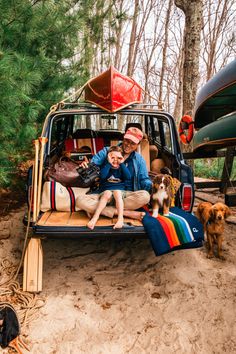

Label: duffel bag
[41,181,89,212]
[45,156,83,187]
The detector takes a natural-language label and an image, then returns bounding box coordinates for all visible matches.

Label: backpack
[0,303,20,348]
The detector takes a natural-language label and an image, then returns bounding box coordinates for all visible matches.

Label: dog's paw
[218,254,226,261]
[163,213,169,216]
[207,253,214,259]
[152,210,159,218]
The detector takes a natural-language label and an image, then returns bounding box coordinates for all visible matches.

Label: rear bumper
[33,224,147,239]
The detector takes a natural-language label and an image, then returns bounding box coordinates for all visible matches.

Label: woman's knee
[124,190,150,209]
[102,190,113,200]
[76,194,99,212]
[138,190,150,204]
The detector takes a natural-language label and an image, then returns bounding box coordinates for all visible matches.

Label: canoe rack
[54,102,162,112]
[184,146,236,206]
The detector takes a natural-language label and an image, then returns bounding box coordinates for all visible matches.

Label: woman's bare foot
[87,218,97,230]
[113,219,123,229]
[123,210,145,220]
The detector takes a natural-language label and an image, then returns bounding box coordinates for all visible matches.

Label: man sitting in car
[77,127,152,221]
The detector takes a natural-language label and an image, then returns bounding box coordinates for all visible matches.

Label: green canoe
[193,111,236,152]
[194,59,236,129]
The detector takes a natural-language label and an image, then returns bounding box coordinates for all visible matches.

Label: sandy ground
[0,199,236,354]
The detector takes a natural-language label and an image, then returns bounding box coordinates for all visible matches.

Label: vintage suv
[23,101,195,292]
[26,102,194,236]
[24,64,197,292]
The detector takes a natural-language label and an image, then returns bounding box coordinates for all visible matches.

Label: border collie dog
[151,174,172,218]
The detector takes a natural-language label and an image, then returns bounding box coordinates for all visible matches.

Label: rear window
[73,113,145,133]
[49,112,174,154]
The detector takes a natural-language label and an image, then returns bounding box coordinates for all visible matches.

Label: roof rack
[52,101,164,113]
[130,103,162,109]
[131,103,158,107]
[56,101,99,110]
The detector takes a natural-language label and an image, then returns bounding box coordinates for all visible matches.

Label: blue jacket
[92,147,152,192]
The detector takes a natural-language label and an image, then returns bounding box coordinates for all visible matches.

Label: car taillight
[182,184,193,211]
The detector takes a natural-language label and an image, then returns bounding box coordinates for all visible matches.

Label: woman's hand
[119,156,125,164]
[122,154,129,161]
[80,160,89,169]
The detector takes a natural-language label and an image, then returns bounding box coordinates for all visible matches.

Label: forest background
[0,0,235,187]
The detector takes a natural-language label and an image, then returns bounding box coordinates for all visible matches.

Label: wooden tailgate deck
[37,211,142,227]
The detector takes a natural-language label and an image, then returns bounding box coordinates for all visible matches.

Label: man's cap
[124,127,143,144]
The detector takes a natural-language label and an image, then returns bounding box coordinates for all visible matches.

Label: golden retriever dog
[196,202,231,260]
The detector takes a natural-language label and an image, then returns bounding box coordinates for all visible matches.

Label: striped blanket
[142,207,204,256]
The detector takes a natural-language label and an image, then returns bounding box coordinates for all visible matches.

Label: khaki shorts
[76,190,150,218]
[100,190,126,205]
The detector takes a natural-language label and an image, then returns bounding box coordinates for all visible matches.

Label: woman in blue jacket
[77,127,152,222]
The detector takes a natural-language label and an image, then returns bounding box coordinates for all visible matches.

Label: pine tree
[0,0,86,186]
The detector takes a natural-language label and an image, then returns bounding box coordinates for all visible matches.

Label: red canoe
[84,66,143,112]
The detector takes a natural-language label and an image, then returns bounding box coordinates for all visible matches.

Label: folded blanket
[142,207,204,256]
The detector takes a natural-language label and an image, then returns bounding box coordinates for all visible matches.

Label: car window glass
[152,118,161,144]
[119,114,145,132]
[162,121,172,152]
[74,115,91,130]
[50,118,68,149]
[73,114,145,132]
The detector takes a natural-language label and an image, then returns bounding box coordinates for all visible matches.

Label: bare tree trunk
[206,0,227,79]
[173,40,184,121]
[127,0,154,77]
[175,0,203,116]
[202,0,234,81]
[174,0,203,157]
[142,2,164,103]
[158,0,173,107]
[127,0,139,77]
[114,0,125,70]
